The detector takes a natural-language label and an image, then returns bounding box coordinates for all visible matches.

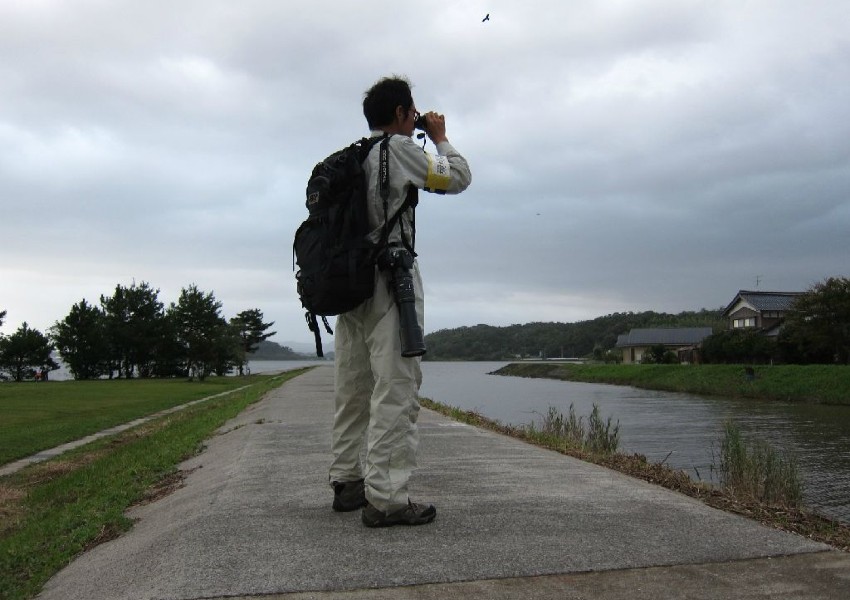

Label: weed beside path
[495,362,850,405]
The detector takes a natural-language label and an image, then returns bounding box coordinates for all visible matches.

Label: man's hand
[424,111,448,145]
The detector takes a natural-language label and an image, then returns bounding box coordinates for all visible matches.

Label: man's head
[363,75,417,137]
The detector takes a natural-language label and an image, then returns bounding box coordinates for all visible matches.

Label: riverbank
[420,395,850,552]
[494,363,850,405]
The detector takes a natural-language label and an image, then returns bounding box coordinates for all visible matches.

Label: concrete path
[36,366,849,599]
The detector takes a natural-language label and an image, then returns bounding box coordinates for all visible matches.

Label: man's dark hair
[363,76,413,129]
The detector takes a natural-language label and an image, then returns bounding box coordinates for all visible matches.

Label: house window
[733,318,757,328]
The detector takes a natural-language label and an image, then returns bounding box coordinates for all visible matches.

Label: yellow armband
[424,154,451,193]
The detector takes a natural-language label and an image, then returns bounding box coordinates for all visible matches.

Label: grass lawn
[0,377,270,465]
[0,369,307,600]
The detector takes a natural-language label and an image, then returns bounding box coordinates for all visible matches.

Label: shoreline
[419,395,850,552]
[492,362,850,406]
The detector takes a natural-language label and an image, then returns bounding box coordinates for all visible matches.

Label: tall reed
[532,404,620,455]
[713,420,802,508]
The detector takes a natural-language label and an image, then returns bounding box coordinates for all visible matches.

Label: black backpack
[293,135,415,357]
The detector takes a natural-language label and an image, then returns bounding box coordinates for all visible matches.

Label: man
[329,76,471,527]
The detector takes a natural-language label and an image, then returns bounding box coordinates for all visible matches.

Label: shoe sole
[362,508,436,528]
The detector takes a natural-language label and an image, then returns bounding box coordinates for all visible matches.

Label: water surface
[419,361,850,524]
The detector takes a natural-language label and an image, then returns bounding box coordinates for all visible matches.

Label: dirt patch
[136,466,202,507]
[0,484,27,534]
[82,521,130,552]
[0,484,26,506]
[26,453,103,481]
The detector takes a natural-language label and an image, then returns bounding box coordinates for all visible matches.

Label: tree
[778,277,850,364]
[423,310,724,361]
[592,344,621,363]
[701,329,776,364]
[230,309,277,375]
[0,309,5,368]
[50,300,110,380]
[149,312,186,378]
[0,322,59,382]
[642,344,677,364]
[170,285,233,381]
[0,311,6,380]
[211,323,243,377]
[100,281,165,378]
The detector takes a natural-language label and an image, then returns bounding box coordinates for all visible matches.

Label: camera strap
[399,187,417,254]
[378,136,417,255]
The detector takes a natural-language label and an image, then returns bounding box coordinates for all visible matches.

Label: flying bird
[482,13,490,22]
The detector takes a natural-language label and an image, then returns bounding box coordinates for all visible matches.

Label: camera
[377,246,426,357]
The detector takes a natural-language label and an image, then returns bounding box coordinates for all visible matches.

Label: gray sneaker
[332,479,367,512]
[361,500,436,528]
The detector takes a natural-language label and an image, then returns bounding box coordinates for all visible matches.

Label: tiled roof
[723,290,803,315]
[615,327,713,347]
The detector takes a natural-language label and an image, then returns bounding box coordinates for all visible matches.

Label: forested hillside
[250,340,306,360]
[423,310,724,361]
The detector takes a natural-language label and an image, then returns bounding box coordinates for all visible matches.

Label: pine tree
[50,300,110,379]
[230,309,277,375]
[0,322,59,381]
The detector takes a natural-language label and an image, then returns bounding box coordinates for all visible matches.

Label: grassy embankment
[421,362,850,552]
[0,377,277,465]
[0,369,307,600]
[495,362,850,405]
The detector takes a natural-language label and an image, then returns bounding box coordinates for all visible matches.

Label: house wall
[728,307,787,331]
[623,345,702,364]
[726,299,749,315]
[622,346,648,364]
[729,307,758,329]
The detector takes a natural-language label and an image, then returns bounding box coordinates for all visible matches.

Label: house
[722,290,803,336]
[615,327,713,364]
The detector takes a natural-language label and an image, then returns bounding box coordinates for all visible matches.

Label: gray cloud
[1,0,848,345]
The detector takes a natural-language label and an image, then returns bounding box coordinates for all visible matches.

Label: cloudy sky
[1,0,848,349]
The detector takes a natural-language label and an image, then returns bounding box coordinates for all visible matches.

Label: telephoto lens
[392,267,426,357]
[379,247,426,357]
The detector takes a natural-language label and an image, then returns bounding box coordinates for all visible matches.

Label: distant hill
[276,340,320,355]
[250,340,312,360]
[423,309,725,361]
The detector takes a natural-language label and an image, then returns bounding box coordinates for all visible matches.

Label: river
[416,361,850,525]
[47,359,850,524]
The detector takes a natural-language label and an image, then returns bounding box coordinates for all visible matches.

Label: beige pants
[329,264,424,512]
